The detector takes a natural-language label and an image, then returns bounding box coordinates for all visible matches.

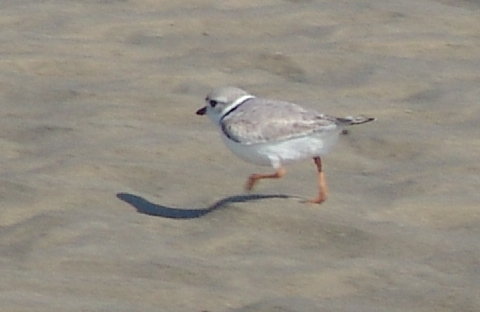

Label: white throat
[220,95,255,119]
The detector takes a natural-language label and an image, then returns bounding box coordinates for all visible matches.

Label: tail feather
[337,115,376,125]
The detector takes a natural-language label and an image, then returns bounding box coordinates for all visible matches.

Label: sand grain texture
[1,0,479,311]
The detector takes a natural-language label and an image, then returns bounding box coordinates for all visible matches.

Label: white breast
[221,129,341,169]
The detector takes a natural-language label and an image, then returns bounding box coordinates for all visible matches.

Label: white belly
[221,131,341,168]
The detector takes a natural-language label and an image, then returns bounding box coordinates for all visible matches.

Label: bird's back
[221,98,339,145]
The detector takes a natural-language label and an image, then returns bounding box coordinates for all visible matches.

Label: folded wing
[221,99,339,145]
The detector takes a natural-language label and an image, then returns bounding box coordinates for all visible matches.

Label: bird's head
[196,86,255,124]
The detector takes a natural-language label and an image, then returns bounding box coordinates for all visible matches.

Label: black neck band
[220,97,254,121]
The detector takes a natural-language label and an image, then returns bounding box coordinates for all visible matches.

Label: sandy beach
[1,0,479,311]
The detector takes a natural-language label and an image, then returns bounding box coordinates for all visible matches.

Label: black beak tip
[196,107,207,115]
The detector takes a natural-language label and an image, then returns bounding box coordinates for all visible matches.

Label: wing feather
[221,99,338,145]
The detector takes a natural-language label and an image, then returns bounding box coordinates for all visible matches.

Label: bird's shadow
[116,192,293,219]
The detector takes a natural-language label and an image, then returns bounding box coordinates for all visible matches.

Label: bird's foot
[245,174,260,191]
[306,193,327,204]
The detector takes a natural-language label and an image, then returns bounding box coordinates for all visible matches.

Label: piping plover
[196,86,374,204]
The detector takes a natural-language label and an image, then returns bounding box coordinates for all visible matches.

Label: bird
[196,86,374,204]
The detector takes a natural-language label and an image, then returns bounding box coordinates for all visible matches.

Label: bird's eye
[209,100,218,107]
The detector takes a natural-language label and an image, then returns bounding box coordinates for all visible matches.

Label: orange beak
[196,106,207,115]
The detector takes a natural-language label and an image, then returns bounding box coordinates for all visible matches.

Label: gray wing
[221,98,339,145]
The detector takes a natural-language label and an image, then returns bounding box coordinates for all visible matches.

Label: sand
[1,0,479,311]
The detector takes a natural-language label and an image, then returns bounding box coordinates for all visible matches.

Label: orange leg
[308,156,328,204]
[245,167,286,191]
